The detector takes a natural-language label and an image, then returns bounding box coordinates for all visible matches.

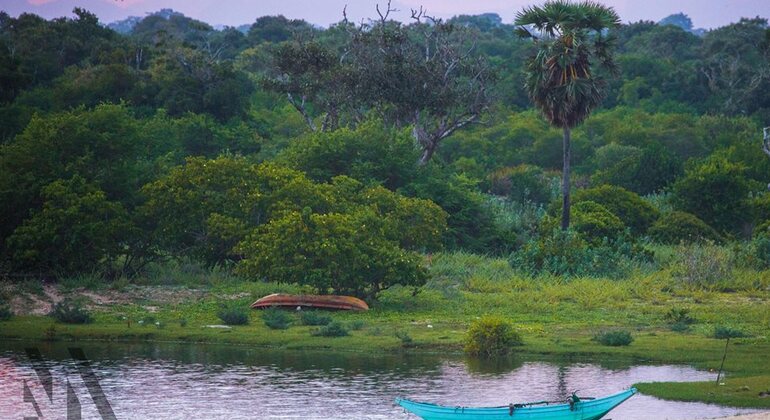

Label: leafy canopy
[515,0,620,128]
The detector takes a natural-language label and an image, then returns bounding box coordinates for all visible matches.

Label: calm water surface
[0,341,763,419]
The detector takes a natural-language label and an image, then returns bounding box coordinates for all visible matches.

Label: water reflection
[0,341,762,419]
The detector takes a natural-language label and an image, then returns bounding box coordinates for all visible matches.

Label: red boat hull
[250,294,369,311]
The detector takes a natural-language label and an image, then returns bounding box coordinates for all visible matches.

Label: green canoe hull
[396,388,636,420]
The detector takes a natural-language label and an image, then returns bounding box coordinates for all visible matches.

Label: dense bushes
[280,122,418,190]
[144,157,445,297]
[217,306,249,325]
[593,330,633,346]
[311,321,349,337]
[648,211,722,244]
[464,316,522,358]
[511,229,646,278]
[50,298,93,324]
[672,243,733,289]
[7,176,131,276]
[486,164,553,204]
[300,310,332,326]
[0,300,12,321]
[262,307,291,329]
[572,185,659,234]
[570,201,626,243]
[592,143,682,195]
[671,156,756,235]
[237,209,429,299]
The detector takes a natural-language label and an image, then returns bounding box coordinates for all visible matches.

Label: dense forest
[1,7,769,299]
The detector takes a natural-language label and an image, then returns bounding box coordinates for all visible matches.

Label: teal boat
[396,388,636,420]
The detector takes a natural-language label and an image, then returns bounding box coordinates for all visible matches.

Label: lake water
[0,341,763,419]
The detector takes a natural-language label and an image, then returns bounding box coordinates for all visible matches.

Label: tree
[671,155,755,235]
[515,0,620,229]
[6,176,131,276]
[263,3,494,165]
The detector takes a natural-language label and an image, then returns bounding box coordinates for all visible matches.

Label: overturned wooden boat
[396,388,636,420]
[250,293,369,311]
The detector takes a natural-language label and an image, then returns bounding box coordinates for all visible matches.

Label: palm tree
[515,1,620,229]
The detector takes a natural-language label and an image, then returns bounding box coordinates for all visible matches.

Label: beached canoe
[396,388,636,420]
[250,293,369,311]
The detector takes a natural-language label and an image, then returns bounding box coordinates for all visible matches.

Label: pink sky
[3,0,769,28]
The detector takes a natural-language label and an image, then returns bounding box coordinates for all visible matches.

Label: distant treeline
[0,8,769,297]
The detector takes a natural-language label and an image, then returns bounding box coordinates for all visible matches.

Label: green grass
[1,251,769,408]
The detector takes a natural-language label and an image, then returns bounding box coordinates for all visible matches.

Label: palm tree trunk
[561,126,571,230]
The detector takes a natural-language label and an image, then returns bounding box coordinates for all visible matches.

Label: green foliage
[734,232,770,270]
[464,315,522,358]
[280,122,418,190]
[50,298,93,324]
[648,211,723,244]
[403,167,506,253]
[511,229,646,278]
[311,321,349,337]
[217,305,249,325]
[486,164,552,204]
[713,326,747,339]
[592,143,682,195]
[7,176,132,276]
[0,104,150,248]
[0,300,12,321]
[573,185,660,234]
[395,330,414,347]
[664,307,696,325]
[665,307,696,332]
[299,310,331,326]
[143,156,445,271]
[515,1,620,129]
[570,201,626,244]
[671,156,755,234]
[261,307,291,330]
[672,243,733,290]
[236,209,429,299]
[593,330,633,346]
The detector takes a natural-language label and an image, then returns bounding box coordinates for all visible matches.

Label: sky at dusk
[2,0,770,29]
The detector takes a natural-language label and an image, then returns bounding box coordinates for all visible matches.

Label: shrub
[570,201,626,244]
[311,321,349,337]
[237,209,429,299]
[511,229,648,278]
[349,320,365,330]
[671,156,755,234]
[713,326,747,339]
[649,211,722,244]
[593,330,633,346]
[672,243,733,290]
[591,143,682,195]
[571,185,660,234]
[279,121,419,190]
[262,307,291,330]
[403,167,504,253]
[665,307,696,332]
[50,299,93,324]
[300,310,331,326]
[464,316,523,358]
[486,164,552,204]
[217,306,249,325]
[664,307,696,325]
[0,301,12,321]
[735,232,770,270]
[395,330,414,346]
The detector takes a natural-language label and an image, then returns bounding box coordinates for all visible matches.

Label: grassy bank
[1,251,769,408]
